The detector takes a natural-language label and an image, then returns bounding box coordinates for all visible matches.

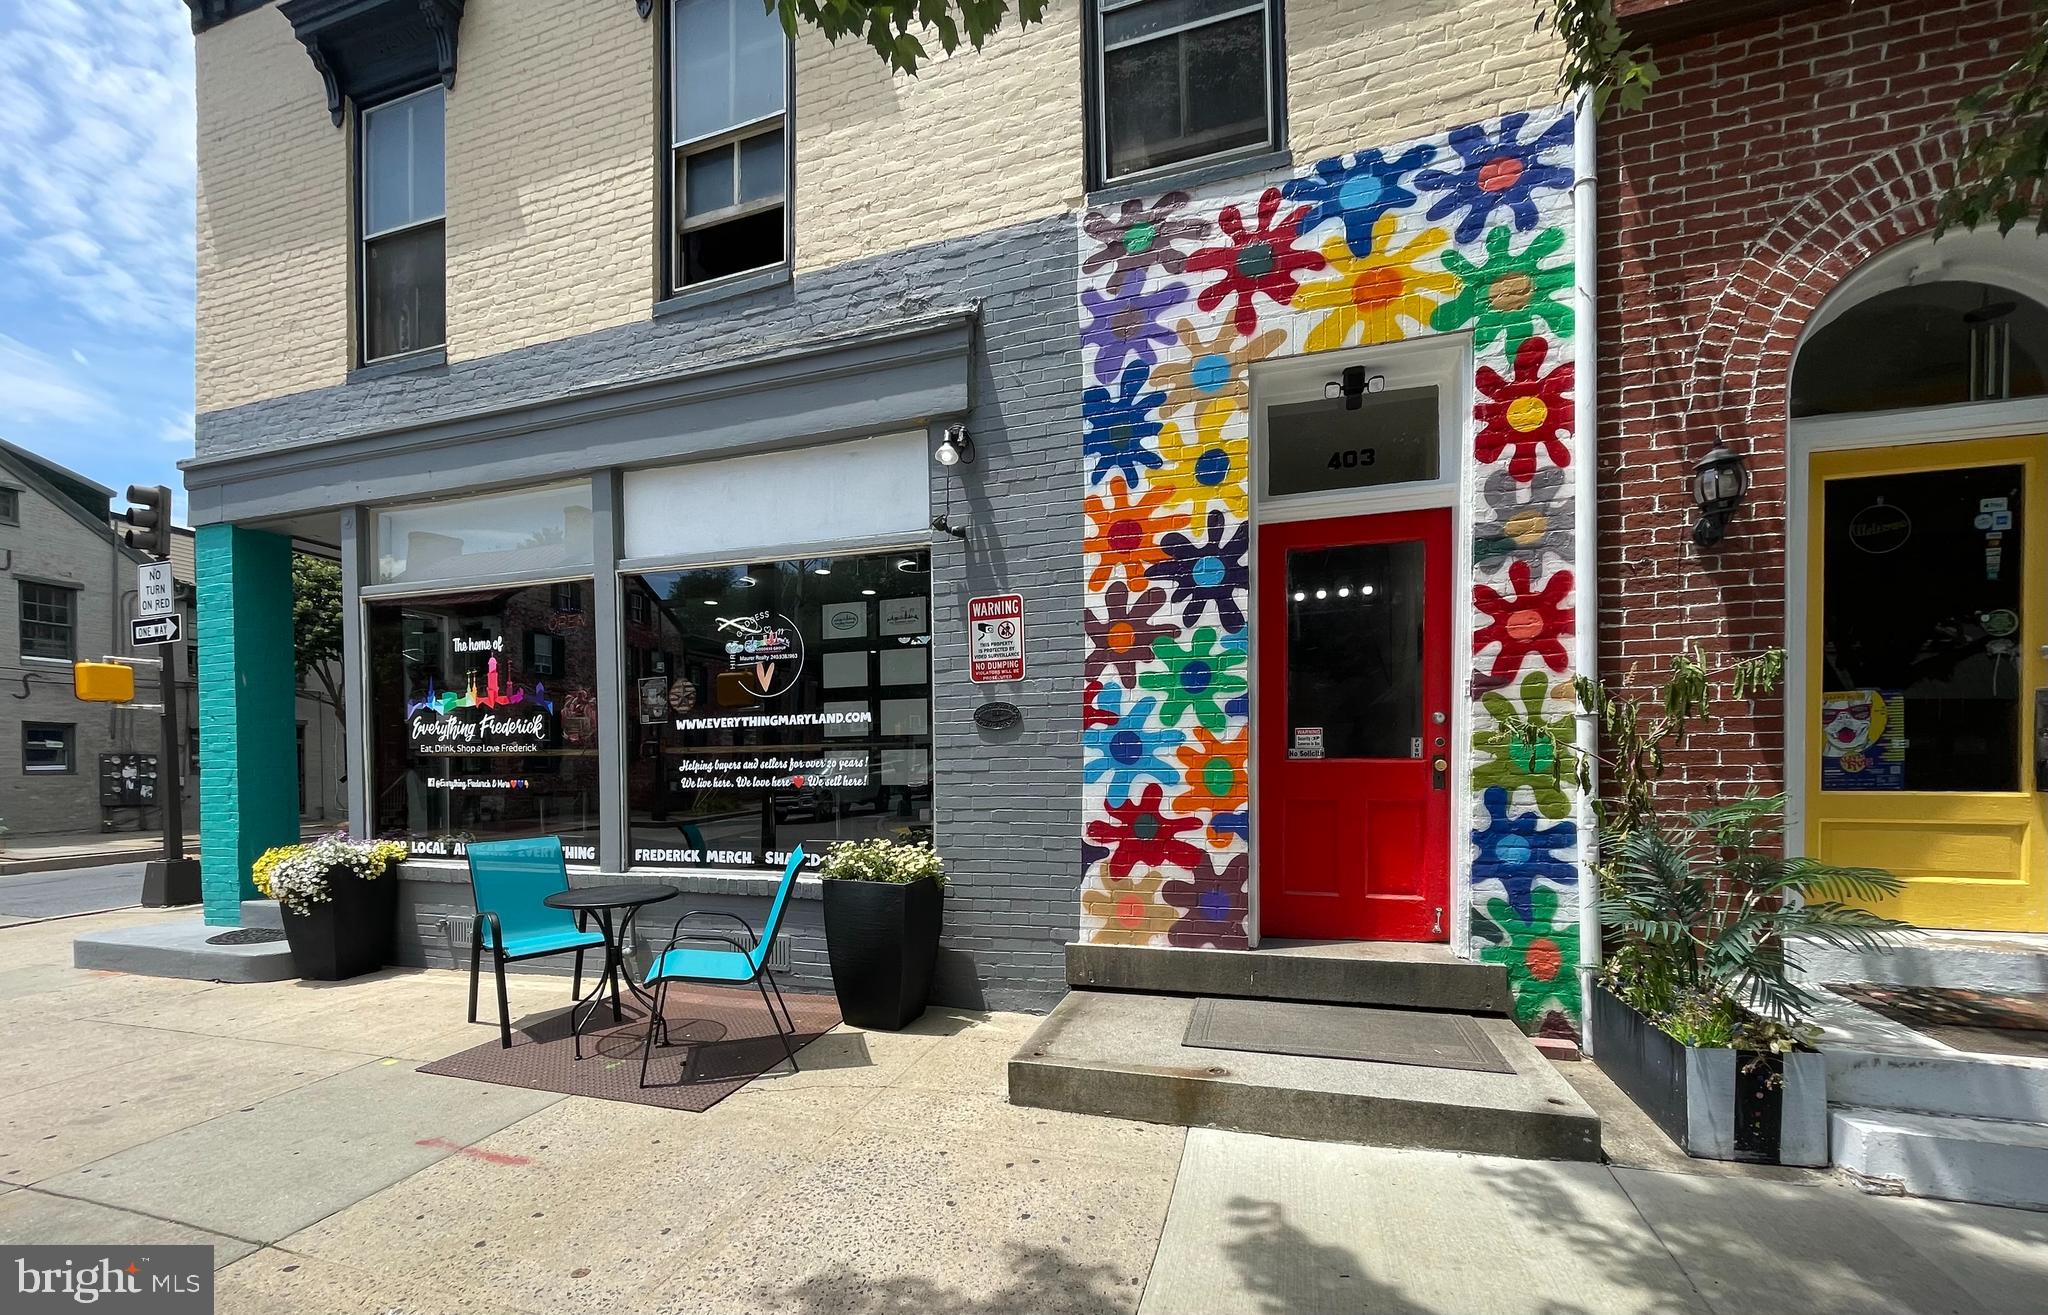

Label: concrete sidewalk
[3,908,2045,1314]
[0,820,332,876]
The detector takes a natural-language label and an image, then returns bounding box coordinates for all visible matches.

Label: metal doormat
[206,927,287,945]
[1183,997,1514,1074]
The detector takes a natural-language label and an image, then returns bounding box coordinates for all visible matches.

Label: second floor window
[0,487,18,525]
[669,0,790,291]
[19,581,76,660]
[360,86,447,363]
[1091,0,1282,187]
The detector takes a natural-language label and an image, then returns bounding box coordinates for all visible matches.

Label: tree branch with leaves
[292,554,346,722]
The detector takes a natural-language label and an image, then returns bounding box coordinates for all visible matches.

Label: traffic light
[121,484,172,557]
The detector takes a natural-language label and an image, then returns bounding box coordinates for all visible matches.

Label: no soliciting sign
[968,593,1025,683]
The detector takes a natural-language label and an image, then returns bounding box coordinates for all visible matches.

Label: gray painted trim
[653,265,791,318]
[590,469,627,872]
[615,528,930,577]
[339,506,371,836]
[348,346,448,384]
[357,566,596,601]
[183,308,977,527]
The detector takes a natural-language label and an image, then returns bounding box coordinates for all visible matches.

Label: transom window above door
[1090,0,1282,187]
[1794,280,2048,418]
[668,0,790,291]
[1256,345,1462,513]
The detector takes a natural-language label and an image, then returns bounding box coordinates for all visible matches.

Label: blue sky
[0,0,196,522]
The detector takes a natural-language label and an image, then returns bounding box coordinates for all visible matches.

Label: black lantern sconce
[1691,443,1749,548]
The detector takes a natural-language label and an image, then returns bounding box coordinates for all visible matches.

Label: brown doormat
[1828,983,2048,1059]
[419,982,841,1112]
[1183,997,1514,1074]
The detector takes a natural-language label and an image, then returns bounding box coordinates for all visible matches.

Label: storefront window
[373,482,594,586]
[367,582,603,862]
[623,550,933,870]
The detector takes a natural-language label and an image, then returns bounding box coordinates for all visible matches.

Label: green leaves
[1937,0,2046,235]
[768,0,1047,74]
[1546,0,1657,118]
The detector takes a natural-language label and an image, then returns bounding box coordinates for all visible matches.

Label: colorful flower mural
[1077,107,1584,1037]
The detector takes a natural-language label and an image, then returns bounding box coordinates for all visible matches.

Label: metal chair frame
[638,850,806,1087]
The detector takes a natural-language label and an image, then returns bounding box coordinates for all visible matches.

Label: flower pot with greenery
[819,838,944,1030]
[254,834,409,981]
[1510,648,1913,1166]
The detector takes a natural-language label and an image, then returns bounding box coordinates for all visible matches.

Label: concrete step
[1831,1105,2048,1210]
[1009,989,1600,1162]
[240,899,284,930]
[1794,934,2048,994]
[1066,940,1513,1014]
[1827,1048,2048,1124]
[73,918,296,983]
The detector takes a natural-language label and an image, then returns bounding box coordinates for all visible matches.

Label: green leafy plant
[768,0,1045,74]
[818,836,945,886]
[253,832,408,915]
[1602,794,1910,1040]
[1544,0,1656,116]
[1938,0,2048,235]
[293,554,346,718]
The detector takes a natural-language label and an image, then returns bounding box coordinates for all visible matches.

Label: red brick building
[1597,0,2048,935]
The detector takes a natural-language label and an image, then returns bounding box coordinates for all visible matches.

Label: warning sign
[968,593,1025,683]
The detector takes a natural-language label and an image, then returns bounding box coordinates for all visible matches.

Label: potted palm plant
[819,837,944,1030]
[253,833,409,981]
[1595,795,1909,1165]
[1509,647,1913,1165]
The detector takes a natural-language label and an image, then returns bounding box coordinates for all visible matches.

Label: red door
[1257,509,1452,941]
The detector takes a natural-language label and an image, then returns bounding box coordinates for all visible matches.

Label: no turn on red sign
[968,593,1025,683]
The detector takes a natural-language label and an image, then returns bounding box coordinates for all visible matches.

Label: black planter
[1590,986,1826,1166]
[822,876,941,1030]
[279,865,398,982]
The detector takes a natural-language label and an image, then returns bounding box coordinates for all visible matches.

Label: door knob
[1431,757,1448,790]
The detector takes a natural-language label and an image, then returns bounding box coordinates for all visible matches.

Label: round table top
[544,883,678,912]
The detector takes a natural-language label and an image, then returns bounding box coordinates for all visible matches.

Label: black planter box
[1590,985,1827,1166]
[822,876,941,1030]
[279,866,398,982]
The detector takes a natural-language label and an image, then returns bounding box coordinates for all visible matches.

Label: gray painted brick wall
[200,215,1083,1013]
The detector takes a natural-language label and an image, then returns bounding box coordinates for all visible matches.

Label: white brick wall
[446,0,655,363]
[195,0,1565,415]
[195,4,351,413]
[790,9,1085,274]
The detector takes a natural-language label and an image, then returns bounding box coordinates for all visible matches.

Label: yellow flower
[1155,396,1249,522]
[1295,215,1457,352]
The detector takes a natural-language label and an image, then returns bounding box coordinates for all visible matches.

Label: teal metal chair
[465,837,608,1048]
[639,845,805,1087]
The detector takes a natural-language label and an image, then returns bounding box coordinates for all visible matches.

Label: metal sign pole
[138,571,198,907]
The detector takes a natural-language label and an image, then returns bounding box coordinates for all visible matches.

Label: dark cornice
[185,0,272,34]
[277,0,465,126]
[1616,0,1832,44]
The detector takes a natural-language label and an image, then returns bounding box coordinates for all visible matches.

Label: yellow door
[1807,436,2048,933]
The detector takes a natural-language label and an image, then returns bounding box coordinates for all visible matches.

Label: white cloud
[158,410,194,446]
[0,333,111,424]
[70,347,88,366]
[0,0,196,336]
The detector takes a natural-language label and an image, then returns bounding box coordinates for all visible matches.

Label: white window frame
[358,85,447,364]
[1091,0,1283,189]
[22,721,74,774]
[667,0,793,293]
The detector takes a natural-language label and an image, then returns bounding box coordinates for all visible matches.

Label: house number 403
[1326,447,1377,469]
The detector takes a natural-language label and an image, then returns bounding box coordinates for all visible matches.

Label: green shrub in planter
[819,838,944,1030]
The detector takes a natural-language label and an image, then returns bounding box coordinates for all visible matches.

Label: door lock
[1431,757,1448,790]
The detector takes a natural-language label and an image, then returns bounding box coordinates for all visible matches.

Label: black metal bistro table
[544,883,677,1058]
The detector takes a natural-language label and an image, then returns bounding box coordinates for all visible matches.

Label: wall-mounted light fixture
[1325,366,1387,411]
[933,423,974,467]
[1691,443,1749,548]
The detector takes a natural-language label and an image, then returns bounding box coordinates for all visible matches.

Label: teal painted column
[197,524,300,926]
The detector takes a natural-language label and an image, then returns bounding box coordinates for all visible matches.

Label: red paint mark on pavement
[415,1137,530,1166]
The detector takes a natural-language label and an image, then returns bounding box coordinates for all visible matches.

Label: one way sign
[132,614,182,647]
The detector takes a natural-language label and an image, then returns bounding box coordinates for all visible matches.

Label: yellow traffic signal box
[74,661,136,704]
